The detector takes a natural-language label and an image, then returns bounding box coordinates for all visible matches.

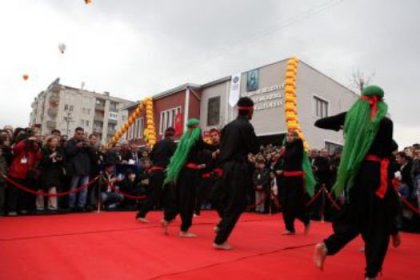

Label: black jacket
[64,138,93,176]
[218,115,259,164]
[150,138,177,168]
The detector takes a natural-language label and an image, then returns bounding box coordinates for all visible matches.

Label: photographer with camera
[37,135,64,212]
[6,129,42,216]
[64,127,93,212]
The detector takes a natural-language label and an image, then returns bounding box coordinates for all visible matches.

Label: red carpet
[0,211,418,280]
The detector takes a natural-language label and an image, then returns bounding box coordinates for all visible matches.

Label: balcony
[108,118,117,125]
[46,120,56,129]
[95,104,105,111]
[94,114,104,121]
[49,94,59,105]
[47,107,58,118]
[107,128,117,135]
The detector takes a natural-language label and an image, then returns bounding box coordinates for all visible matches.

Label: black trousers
[324,161,399,278]
[163,168,199,232]
[214,161,250,245]
[324,205,391,278]
[137,170,164,218]
[195,177,214,215]
[282,176,310,232]
[6,177,35,213]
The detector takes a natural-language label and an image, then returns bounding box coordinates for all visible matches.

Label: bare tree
[350,70,375,93]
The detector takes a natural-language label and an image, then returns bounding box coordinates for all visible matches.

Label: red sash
[365,154,389,199]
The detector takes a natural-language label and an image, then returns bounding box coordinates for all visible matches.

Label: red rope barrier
[323,188,341,210]
[305,187,324,207]
[398,194,420,215]
[0,172,99,197]
[103,179,147,200]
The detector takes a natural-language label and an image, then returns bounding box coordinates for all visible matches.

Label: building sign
[242,84,284,111]
[246,69,259,92]
[229,73,241,107]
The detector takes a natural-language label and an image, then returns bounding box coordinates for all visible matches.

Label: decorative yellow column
[144,97,157,147]
[284,57,310,151]
[109,101,144,146]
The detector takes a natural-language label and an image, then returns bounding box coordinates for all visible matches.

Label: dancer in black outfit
[282,131,311,235]
[313,86,401,280]
[213,97,259,250]
[136,127,176,223]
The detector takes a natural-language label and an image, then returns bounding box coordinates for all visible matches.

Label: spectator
[106,142,123,165]
[64,127,93,212]
[395,151,413,199]
[412,148,420,209]
[119,167,147,210]
[7,132,42,215]
[253,158,270,213]
[100,163,123,210]
[51,129,61,137]
[37,136,63,212]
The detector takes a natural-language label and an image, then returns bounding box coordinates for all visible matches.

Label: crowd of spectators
[0,126,152,216]
[0,125,419,231]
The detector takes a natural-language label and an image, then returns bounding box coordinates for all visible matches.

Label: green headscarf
[332,85,388,196]
[303,152,316,197]
[164,119,201,184]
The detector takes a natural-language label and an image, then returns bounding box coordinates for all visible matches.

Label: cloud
[0,0,418,146]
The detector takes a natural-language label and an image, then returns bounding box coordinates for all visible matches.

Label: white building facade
[199,59,358,150]
[30,79,135,143]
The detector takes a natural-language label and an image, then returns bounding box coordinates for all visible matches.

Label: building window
[314,96,328,118]
[109,112,118,120]
[110,102,118,112]
[137,117,144,139]
[207,96,221,126]
[159,107,181,134]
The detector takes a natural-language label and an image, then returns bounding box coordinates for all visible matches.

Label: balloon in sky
[58,43,66,54]
[22,74,29,81]
[84,0,92,4]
